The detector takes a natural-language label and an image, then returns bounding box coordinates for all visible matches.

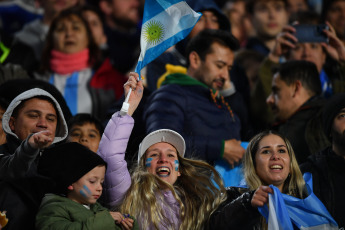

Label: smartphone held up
[292,24,329,43]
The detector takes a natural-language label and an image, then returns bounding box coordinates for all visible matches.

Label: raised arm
[0,130,55,179]
[97,73,144,208]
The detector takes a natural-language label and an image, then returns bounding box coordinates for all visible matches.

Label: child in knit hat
[36,142,138,230]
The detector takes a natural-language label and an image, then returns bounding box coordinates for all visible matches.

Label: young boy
[67,113,104,153]
[36,142,137,230]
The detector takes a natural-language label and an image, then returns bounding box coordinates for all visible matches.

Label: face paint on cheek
[174,160,179,171]
[83,185,92,195]
[145,158,153,168]
[79,185,92,198]
[80,189,88,198]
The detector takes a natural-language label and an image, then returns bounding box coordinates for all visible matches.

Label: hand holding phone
[293,24,329,43]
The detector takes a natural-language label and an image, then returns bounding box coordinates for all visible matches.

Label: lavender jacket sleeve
[97,112,134,208]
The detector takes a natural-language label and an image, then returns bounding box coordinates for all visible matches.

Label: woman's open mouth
[156,166,170,177]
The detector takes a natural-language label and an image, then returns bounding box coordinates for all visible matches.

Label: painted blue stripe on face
[174,160,179,171]
[145,157,153,167]
[80,189,87,198]
[83,185,92,195]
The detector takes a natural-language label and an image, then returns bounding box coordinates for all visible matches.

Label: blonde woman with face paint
[97,72,226,230]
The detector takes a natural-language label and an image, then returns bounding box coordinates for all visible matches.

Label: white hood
[2,88,68,143]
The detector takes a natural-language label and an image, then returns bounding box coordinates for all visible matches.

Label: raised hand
[321,21,345,63]
[124,72,144,116]
[28,130,53,149]
[269,25,297,63]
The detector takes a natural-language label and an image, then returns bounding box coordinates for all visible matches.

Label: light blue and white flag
[258,173,338,230]
[135,0,201,77]
[215,142,248,187]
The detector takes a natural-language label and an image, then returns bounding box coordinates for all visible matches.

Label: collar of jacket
[161,73,209,88]
[272,96,324,127]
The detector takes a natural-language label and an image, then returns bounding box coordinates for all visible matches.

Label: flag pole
[124,87,132,104]
[120,74,137,115]
[125,73,140,104]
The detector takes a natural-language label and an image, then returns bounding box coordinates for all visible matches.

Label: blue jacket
[144,73,241,163]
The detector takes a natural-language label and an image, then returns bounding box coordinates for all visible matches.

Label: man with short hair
[145,0,232,91]
[266,60,329,163]
[0,88,68,230]
[0,88,68,179]
[144,29,245,166]
[99,0,142,74]
[300,93,345,229]
[245,0,289,56]
[251,16,345,131]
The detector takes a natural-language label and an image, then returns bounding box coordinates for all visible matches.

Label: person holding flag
[208,130,338,229]
[98,72,227,229]
[145,0,232,91]
[98,1,228,229]
[119,0,202,113]
[134,0,202,78]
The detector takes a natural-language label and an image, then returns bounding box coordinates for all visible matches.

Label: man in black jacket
[0,88,68,230]
[266,60,329,164]
[300,93,345,228]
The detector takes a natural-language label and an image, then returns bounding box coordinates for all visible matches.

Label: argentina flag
[259,173,338,230]
[135,0,201,77]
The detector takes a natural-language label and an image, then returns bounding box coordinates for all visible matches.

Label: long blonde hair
[243,130,306,198]
[120,154,226,230]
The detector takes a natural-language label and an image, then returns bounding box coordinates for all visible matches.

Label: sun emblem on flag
[143,20,165,45]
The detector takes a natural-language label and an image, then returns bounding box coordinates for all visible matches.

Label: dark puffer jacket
[208,187,261,229]
[144,73,241,164]
[0,88,68,230]
[272,96,330,164]
[300,147,345,229]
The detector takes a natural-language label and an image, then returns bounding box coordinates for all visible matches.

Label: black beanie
[38,142,107,194]
[322,93,345,141]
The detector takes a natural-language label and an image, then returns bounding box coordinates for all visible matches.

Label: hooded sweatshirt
[0,88,68,179]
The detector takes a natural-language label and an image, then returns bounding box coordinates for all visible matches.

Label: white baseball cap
[138,129,186,163]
